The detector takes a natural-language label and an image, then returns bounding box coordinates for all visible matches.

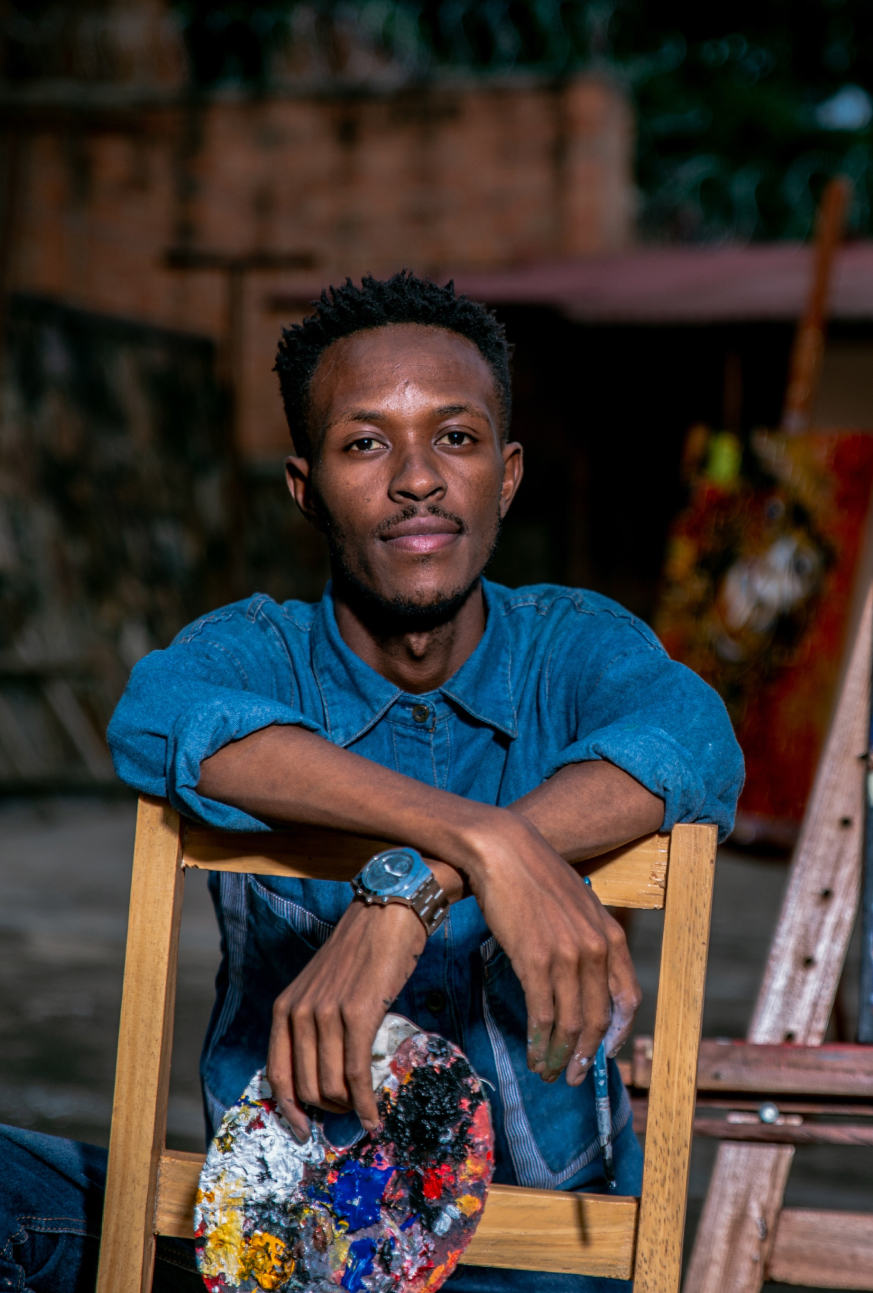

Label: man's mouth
[379,514,463,554]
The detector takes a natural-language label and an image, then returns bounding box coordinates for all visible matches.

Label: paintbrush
[593,1039,616,1190]
[583,875,616,1190]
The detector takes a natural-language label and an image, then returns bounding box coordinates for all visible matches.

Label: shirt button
[425,990,446,1016]
[412,704,430,724]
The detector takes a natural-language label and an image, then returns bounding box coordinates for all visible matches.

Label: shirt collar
[311,579,517,747]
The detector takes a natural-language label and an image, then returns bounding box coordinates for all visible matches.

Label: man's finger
[315,1004,353,1113]
[267,1002,311,1142]
[523,975,556,1073]
[542,959,585,1080]
[565,951,611,1086]
[342,1007,382,1132]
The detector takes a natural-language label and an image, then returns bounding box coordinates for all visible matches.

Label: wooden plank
[632,1037,873,1097]
[690,1119,873,1146]
[462,1185,637,1277]
[183,825,670,911]
[767,1209,873,1290]
[633,823,717,1293]
[96,796,185,1293]
[685,580,873,1293]
[154,1152,638,1279]
[683,1143,793,1293]
[749,578,873,1049]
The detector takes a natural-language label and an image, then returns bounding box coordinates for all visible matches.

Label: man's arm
[199,725,658,1137]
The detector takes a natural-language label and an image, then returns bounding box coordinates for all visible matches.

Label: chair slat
[183,826,669,910]
[155,1151,638,1279]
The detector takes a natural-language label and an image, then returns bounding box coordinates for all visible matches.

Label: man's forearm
[198,725,663,882]
[510,761,664,864]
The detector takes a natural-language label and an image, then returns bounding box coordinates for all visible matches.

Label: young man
[0,273,742,1293]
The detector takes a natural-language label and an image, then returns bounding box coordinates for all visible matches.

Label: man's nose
[388,444,447,503]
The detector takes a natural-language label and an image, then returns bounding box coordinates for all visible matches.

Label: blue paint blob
[400,1212,419,1231]
[332,1160,393,1231]
[342,1237,377,1291]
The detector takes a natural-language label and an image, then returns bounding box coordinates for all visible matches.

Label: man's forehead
[310,324,499,411]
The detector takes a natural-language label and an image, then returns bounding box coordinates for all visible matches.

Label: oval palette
[195,1014,494,1291]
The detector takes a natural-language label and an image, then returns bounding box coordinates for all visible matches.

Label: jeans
[0,1121,637,1292]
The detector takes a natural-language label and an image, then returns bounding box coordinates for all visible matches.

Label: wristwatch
[351,846,449,936]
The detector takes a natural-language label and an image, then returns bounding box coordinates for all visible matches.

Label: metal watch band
[351,872,449,936]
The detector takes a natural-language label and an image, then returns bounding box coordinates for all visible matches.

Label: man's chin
[333,566,481,632]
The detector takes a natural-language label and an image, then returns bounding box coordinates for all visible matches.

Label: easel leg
[684,581,873,1292]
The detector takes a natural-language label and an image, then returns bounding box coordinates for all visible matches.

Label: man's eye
[348,437,384,453]
[437,430,474,446]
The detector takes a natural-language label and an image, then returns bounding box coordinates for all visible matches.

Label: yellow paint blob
[456,1193,482,1217]
[240,1230,294,1291]
[201,1213,245,1283]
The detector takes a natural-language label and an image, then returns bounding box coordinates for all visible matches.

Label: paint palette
[195,1014,494,1292]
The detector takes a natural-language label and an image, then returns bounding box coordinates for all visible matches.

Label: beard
[318,501,502,635]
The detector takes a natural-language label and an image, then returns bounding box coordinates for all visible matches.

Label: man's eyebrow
[329,402,491,428]
[324,408,386,430]
[434,402,490,420]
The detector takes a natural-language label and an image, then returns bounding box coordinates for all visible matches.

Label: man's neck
[331,577,487,694]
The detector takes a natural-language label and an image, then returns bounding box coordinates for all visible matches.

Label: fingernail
[290,1123,310,1144]
[608,1047,621,1059]
[362,1119,382,1135]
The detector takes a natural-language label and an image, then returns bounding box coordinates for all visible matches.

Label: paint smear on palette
[195,1014,494,1292]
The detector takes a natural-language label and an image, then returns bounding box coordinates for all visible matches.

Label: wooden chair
[94,795,717,1293]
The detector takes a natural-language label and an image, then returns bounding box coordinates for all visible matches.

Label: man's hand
[267,898,427,1140]
[202,726,655,1107]
[463,813,641,1084]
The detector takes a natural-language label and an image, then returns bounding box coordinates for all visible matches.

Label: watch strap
[351,871,449,936]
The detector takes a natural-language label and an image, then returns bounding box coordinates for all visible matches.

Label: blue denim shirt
[108,579,742,1193]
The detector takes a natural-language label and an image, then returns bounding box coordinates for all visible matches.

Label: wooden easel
[683,577,873,1291]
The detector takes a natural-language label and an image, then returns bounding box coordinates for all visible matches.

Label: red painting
[655,429,873,846]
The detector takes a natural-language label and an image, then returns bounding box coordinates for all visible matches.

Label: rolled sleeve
[545,627,744,841]
[107,605,327,831]
[164,688,325,830]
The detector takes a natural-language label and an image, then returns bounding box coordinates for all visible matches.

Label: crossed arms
[198,724,664,1141]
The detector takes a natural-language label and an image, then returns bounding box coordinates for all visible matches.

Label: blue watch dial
[361,849,422,896]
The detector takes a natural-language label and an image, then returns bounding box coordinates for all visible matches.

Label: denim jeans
[0,1121,637,1291]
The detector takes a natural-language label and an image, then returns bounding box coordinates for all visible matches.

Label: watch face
[362,849,416,895]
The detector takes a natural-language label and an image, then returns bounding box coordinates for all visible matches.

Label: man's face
[286,323,523,616]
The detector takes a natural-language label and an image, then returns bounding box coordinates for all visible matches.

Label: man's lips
[379,516,463,554]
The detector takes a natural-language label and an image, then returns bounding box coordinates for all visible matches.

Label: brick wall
[8,74,632,459]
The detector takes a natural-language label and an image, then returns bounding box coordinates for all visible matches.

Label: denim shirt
[108,580,742,1192]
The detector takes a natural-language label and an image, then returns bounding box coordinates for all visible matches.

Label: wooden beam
[767,1209,873,1289]
[685,578,873,1293]
[96,797,185,1293]
[683,1143,793,1293]
[633,823,717,1293]
[154,1151,639,1279]
[632,1037,873,1097]
[183,826,670,911]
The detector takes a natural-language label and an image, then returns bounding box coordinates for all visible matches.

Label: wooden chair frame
[95,796,716,1293]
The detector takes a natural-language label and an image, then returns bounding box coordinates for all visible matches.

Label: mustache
[373,505,468,539]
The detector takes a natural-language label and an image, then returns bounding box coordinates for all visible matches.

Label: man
[0,272,742,1293]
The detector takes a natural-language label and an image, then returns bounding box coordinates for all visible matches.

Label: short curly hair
[274,270,512,458]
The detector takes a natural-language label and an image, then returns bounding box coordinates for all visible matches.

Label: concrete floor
[0,796,869,1290]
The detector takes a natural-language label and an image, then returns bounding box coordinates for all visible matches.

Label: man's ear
[285,455,324,531]
[499,440,524,519]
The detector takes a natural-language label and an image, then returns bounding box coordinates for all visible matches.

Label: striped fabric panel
[479,941,631,1190]
[249,877,336,946]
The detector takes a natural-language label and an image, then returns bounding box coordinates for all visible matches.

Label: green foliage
[170,0,873,241]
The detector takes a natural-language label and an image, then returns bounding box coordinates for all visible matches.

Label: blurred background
[1,3,872,1285]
